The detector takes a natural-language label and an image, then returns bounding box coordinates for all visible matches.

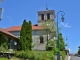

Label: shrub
[61,51,66,60]
[15,50,54,60]
[27,50,35,59]
[0,44,8,52]
[15,51,24,58]
[15,50,35,59]
[34,51,54,60]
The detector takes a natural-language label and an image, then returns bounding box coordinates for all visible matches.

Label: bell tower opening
[47,13,50,19]
[41,14,44,20]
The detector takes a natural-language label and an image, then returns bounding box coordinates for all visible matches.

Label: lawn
[0,57,19,60]
[0,58,8,60]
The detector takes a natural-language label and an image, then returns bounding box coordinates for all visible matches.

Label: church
[0,8,56,51]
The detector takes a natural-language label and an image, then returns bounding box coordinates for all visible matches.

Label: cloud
[61,22,72,28]
[6,16,13,22]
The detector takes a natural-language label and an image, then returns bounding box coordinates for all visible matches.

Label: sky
[0,0,80,54]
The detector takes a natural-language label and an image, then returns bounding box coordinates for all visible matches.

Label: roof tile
[5,25,44,31]
[0,28,19,39]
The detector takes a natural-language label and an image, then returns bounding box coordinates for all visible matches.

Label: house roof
[5,25,44,31]
[0,28,19,39]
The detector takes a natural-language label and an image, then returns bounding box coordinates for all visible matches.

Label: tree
[20,19,32,51]
[41,20,56,49]
[27,20,32,50]
[78,46,80,54]
[20,19,27,50]
[40,20,65,52]
[58,33,65,51]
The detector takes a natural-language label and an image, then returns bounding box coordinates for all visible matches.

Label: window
[40,36,44,43]
[10,31,20,36]
[41,14,44,20]
[47,14,50,19]
[8,38,11,43]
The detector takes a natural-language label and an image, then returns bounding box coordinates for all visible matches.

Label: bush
[27,50,35,59]
[61,51,66,60]
[15,50,54,60]
[0,44,8,52]
[34,51,54,60]
[15,51,24,58]
[15,50,35,59]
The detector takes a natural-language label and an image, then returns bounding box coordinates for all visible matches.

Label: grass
[0,57,20,60]
[11,57,20,60]
[0,58,8,60]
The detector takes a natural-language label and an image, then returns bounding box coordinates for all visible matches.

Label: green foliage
[34,51,54,60]
[41,20,56,37]
[0,35,8,52]
[28,21,32,50]
[0,34,7,46]
[20,20,27,50]
[58,33,65,51]
[46,40,59,54]
[0,58,8,60]
[61,51,66,60]
[41,20,56,32]
[0,42,8,52]
[20,19,32,51]
[15,51,24,58]
[15,50,35,59]
[52,46,59,54]
[41,20,57,51]
[78,49,80,54]
[15,50,54,60]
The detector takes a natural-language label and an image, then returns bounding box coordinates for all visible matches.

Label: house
[0,28,19,50]
[0,9,56,51]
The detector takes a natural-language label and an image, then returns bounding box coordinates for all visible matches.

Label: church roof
[0,28,19,39]
[5,25,44,32]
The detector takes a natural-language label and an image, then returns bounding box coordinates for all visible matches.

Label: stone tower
[37,8,56,25]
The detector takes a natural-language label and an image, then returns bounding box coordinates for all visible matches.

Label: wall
[9,29,56,51]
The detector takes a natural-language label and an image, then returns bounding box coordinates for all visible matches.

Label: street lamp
[0,8,3,20]
[57,11,65,60]
[0,0,4,20]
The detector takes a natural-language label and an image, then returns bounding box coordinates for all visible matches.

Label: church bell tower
[37,5,56,26]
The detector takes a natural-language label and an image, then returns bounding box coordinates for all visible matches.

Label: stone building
[0,9,56,51]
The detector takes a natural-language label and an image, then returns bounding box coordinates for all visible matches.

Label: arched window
[40,36,44,43]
